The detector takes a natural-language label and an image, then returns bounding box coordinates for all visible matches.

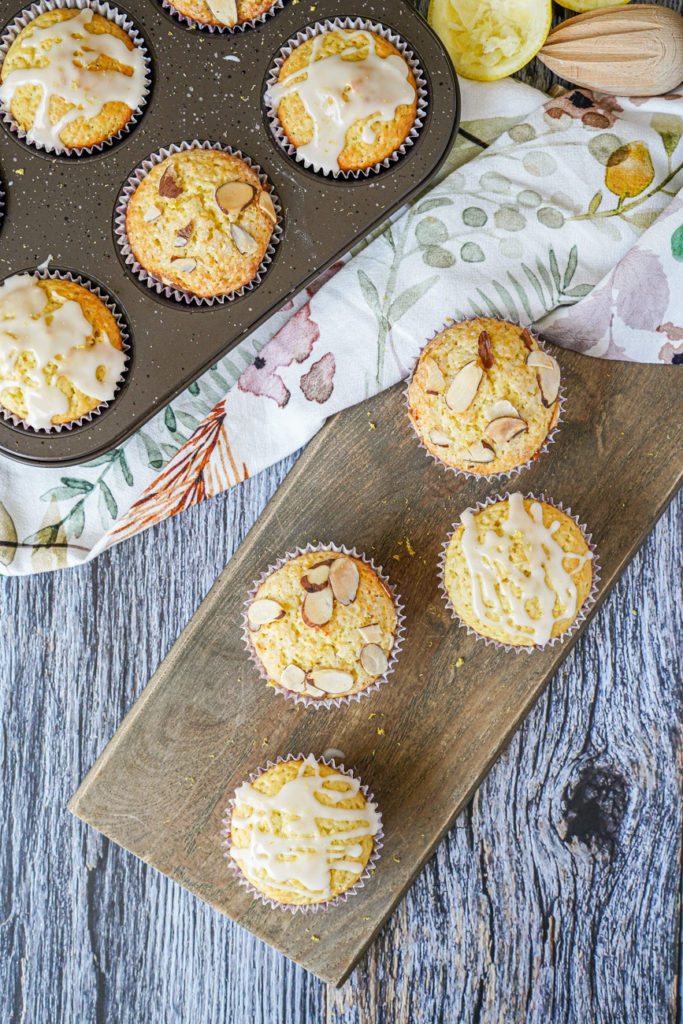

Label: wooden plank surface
[68,348,682,986]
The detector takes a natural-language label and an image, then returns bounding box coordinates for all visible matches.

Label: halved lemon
[558,0,630,12]
[428,0,552,81]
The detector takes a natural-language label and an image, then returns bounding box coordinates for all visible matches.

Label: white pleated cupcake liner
[0,0,151,157]
[114,140,283,306]
[437,491,601,654]
[405,318,565,483]
[264,17,428,179]
[0,266,130,433]
[221,752,384,913]
[160,0,284,34]
[243,542,406,710]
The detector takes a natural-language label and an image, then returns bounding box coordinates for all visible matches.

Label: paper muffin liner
[221,752,384,913]
[115,140,283,306]
[243,542,406,710]
[0,267,131,434]
[160,0,284,34]
[437,491,601,654]
[264,17,428,179]
[405,319,566,483]
[0,0,152,158]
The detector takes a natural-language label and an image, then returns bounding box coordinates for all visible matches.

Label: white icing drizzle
[0,274,126,429]
[0,9,146,149]
[230,755,381,900]
[459,493,593,645]
[268,30,415,173]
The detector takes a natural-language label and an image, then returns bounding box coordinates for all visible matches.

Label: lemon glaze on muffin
[125,148,277,299]
[268,28,417,173]
[443,494,593,648]
[0,8,147,151]
[227,755,381,907]
[407,318,561,476]
[247,549,398,700]
[0,274,126,429]
[165,0,278,27]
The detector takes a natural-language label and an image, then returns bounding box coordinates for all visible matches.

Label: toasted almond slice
[421,356,445,395]
[445,361,483,413]
[531,357,561,407]
[467,440,496,464]
[258,191,277,224]
[358,623,383,644]
[171,258,197,273]
[173,236,188,248]
[360,644,388,677]
[280,664,307,692]
[301,561,331,592]
[526,349,556,370]
[248,598,285,630]
[484,416,528,443]
[143,204,162,223]
[308,668,355,695]
[205,0,238,24]
[231,223,260,257]
[478,330,494,369]
[173,219,194,247]
[429,429,451,447]
[521,327,534,351]
[216,181,256,216]
[328,557,359,605]
[302,683,325,698]
[302,586,334,627]
[486,399,519,421]
[158,164,183,199]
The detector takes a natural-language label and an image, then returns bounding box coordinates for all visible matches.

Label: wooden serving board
[69,351,681,986]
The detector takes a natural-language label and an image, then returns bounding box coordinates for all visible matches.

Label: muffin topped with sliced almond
[165,0,278,29]
[245,547,401,703]
[407,318,562,476]
[125,147,278,299]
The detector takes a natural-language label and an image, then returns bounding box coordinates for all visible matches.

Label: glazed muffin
[0,7,147,152]
[165,0,278,27]
[246,548,399,701]
[408,318,562,476]
[442,493,594,648]
[226,755,382,907]
[268,28,417,174]
[0,273,126,430]
[125,148,277,299]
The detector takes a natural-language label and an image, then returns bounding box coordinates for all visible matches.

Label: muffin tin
[0,0,459,465]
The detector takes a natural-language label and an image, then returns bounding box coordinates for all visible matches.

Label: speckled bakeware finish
[437,492,601,653]
[242,542,406,709]
[0,0,152,157]
[0,0,459,466]
[160,0,285,34]
[405,319,566,483]
[0,268,131,433]
[221,753,384,913]
[264,17,428,179]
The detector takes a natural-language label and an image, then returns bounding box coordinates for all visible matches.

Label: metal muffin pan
[0,0,460,466]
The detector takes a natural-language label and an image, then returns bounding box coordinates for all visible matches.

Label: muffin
[246,547,400,702]
[408,318,562,476]
[0,7,147,152]
[165,0,278,28]
[0,273,126,430]
[442,493,594,648]
[226,754,382,908]
[268,27,417,174]
[125,148,278,299]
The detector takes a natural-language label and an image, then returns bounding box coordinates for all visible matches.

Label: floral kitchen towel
[0,82,681,575]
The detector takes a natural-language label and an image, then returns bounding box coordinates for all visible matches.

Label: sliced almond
[421,356,445,395]
[478,330,494,369]
[301,561,331,592]
[280,664,307,692]
[429,429,451,447]
[247,598,285,630]
[484,416,528,443]
[158,164,183,199]
[258,191,277,224]
[302,683,325,698]
[527,351,560,407]
[328,557,359,605]
[360,644,388,677]
[521,327,534,351]
[466,440,496,464]
[526,350,556,370]
[143,204,162,223]
[216,181,256,216]
[486,399,519,420]
[171,258,196,274]
[231,223,260,257]
[444,361,483,413]
[205,0,238,24]
[358,623,383,644]
[302,586,333,627]
[308,668,355,695]
[173,220,194,247]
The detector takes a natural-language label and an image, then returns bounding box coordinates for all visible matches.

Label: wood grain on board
[69,350,682,986]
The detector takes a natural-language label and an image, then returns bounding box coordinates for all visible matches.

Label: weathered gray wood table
[2,4,683,1020]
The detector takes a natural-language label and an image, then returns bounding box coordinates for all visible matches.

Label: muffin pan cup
[437,492,601,654]
[0,0,459,466]
[160,0,285,34]
[242,542,406,709]
[221,752,384,913]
